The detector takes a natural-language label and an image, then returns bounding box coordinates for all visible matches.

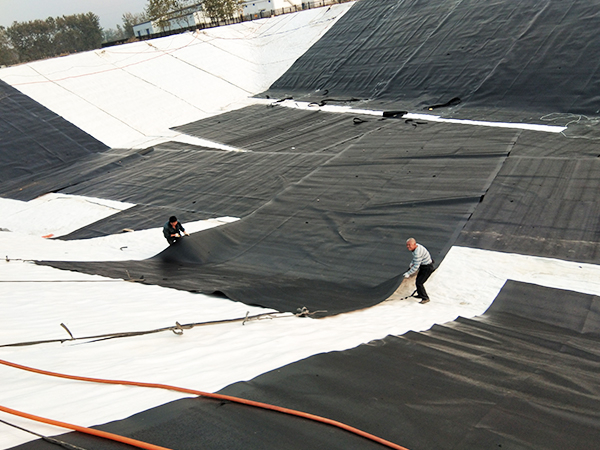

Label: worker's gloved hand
[403,272,409,278]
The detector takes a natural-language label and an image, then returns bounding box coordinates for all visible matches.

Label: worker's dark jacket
[163,221,186,244]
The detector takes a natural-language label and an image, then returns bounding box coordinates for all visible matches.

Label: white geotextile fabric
[0,3,353,149]
[276,100,568,133]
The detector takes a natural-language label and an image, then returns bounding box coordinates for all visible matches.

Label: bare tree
[102,26,126,43]
[122,12,150,38]
[202,0,244,23]
[145,0,195,31]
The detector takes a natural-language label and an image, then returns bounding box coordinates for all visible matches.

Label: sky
[0,0,148,30]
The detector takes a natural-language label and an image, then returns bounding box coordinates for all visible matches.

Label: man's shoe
[419,298,430,304]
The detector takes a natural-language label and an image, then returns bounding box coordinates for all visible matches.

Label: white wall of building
[133,21,155,37]
[243,0,303,17]
[135,0,309,35]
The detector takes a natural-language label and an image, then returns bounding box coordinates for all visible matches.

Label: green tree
[54,13,103,55]
[0,26,18,66]
[6,18,56,62]
[5,13,103,64]
[202,0,244,22]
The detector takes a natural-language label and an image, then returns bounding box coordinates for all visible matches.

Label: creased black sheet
[265,0,600,122]
[13,281,600,450]
[40,108,513,316]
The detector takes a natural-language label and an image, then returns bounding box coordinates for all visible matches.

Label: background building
[133,0,312,37]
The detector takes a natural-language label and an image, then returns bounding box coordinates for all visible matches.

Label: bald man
[403,238,435,304]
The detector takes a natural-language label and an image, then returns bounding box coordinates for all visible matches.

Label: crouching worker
[163,215,189,245]
[403,238,435,304]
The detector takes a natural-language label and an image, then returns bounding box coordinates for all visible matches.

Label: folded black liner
[12,282,600,450]
[39,107,513,316]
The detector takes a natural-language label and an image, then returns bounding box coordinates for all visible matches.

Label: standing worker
[163,215,189,245]
[403,238,435,304]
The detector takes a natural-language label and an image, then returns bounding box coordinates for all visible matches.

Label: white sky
[0,0,148,30]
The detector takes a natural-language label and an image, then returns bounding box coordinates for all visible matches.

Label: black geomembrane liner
[173,104,384,153]
[265,0,600,120]
[40,110,512,315]
[58,142,332,237]
[458,155,600,263]
[12,282,600,450]
[0,80,108,187]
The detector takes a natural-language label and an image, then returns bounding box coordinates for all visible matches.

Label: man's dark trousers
[416,263,435,300]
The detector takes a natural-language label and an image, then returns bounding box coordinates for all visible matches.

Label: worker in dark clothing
[163,216,189,244]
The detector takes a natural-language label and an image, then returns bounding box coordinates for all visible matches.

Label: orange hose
[0,404,171,450]
[0,358,409,450]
